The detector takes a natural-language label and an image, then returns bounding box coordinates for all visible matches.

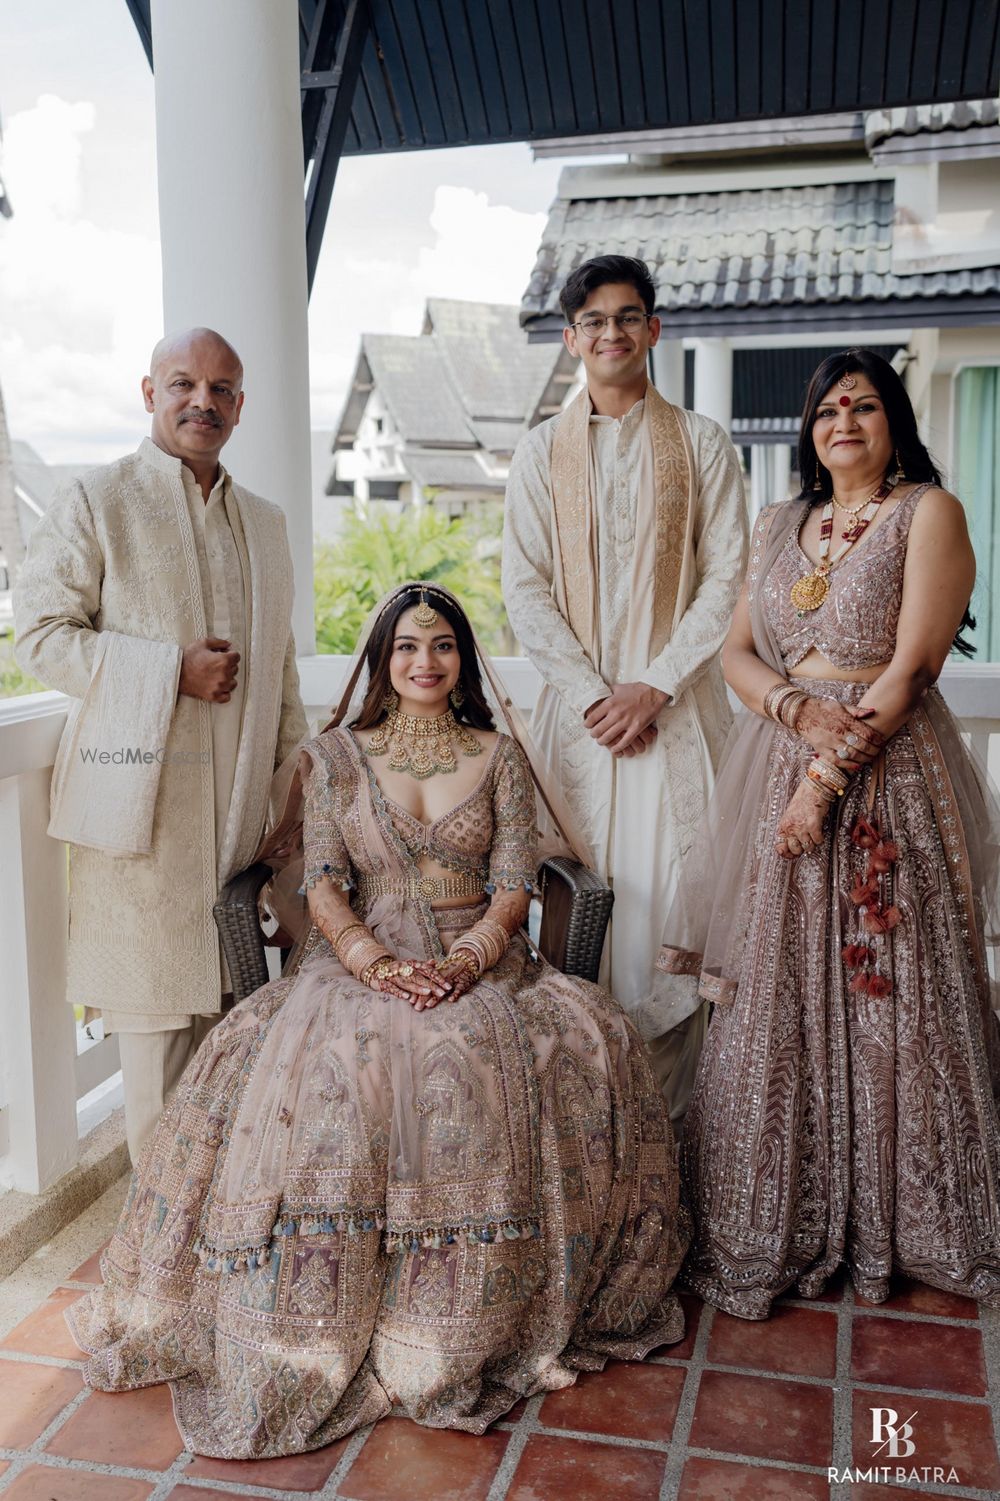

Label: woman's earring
[450,682,465,709]
[382,688,399,712]
[894,448,906,480]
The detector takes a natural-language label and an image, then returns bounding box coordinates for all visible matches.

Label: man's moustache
[180,410,223,427]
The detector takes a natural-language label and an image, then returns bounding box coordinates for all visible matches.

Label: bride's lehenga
[69,728,686,1458]
[673,485,1000,1318]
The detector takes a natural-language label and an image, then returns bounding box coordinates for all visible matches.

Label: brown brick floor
[1,1248,1000,1499]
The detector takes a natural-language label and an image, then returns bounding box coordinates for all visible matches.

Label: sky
[0,0,580,464]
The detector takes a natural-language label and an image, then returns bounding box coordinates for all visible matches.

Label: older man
[15,328,307,1159]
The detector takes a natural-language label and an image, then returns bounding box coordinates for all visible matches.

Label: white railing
[2,656,1000,1194]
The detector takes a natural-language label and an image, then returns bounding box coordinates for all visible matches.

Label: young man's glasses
[571,312,651,338]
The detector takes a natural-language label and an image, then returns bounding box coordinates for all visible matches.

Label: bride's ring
[837,742,851,759]
[846,732,862,748]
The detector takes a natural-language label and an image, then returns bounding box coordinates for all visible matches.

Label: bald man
[15,329,307,1160]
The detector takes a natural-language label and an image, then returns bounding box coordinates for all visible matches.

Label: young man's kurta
[15,438,307,1026]
[502,388,747,1080]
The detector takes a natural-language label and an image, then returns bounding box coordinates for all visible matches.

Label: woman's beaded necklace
[365,708,482,780]
[790,475,898,616]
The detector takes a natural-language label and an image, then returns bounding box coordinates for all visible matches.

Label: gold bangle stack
[331,921,367,965]
[450,916,510,978]
[763,683,810,732]
[335,925,393,984]
[806,756,850,802]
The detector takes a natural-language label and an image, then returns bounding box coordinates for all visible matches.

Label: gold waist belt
[356,871,487,903]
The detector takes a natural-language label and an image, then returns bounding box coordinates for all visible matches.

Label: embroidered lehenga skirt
[68,904,687,1458]
[680,680,1000,1319]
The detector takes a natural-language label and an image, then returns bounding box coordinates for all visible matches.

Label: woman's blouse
[762,483,931,670]
[302,728,539,896]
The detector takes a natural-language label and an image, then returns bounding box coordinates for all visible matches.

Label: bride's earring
[382,688,399,712]
[450,682,465,709]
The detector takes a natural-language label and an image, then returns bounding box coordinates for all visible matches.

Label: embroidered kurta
[502,392,747,1037]
[14,438,307,1019]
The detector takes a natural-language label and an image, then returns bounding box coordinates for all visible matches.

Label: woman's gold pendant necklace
[365,708,482,780]
[790,475,897,616]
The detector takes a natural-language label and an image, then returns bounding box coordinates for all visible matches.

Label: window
[955,368,1000,659]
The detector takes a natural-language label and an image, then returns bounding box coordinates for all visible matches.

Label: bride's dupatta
[658,499,1000,1025]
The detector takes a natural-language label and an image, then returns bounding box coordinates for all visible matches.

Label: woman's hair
[350,584,497,730]
[796,347,976,658]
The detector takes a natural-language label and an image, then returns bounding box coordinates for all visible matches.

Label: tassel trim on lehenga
[192,1210,542,1273]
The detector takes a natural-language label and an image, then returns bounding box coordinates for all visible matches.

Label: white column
[692,338,733,433]
[773,444,792,504]
[650,337,685,406]
[0,768,78,1193]
[150,0,315,652]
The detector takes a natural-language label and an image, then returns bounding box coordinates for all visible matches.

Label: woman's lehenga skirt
[68,905,687,1458]
[681,681,1000,1319]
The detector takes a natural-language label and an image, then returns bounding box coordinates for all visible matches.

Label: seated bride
[68,581,687,1459]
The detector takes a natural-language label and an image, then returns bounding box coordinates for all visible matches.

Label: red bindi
[839,395,852,406]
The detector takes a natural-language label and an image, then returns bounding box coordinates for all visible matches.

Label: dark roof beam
[304,0,371,294]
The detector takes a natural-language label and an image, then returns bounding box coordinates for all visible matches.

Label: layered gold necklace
[365,708,482,780]
[790,475,897,615]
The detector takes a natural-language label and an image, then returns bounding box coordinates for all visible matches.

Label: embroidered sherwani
[502,388,747,1057]
[14,438,307,1027]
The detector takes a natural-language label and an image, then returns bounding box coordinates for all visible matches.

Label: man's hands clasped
[584,682,669,757]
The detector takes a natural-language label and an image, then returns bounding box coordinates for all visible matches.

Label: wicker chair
[214,857,613,1005]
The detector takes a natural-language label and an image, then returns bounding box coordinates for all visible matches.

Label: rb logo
[871,1407,917,1459]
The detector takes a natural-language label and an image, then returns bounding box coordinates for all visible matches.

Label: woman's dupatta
[658,497,1000,1024]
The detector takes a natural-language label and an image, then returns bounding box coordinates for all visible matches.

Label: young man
[15,328,307,1159]
[502,256,747,1116]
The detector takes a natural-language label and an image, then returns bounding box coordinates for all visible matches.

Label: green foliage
[0,635,44,698]
[314,505,509,654]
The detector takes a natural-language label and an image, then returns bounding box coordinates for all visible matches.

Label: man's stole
[548,385,695,668]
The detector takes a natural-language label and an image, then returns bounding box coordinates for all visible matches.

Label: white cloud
[0,94,163,464]
[308,182,549,429]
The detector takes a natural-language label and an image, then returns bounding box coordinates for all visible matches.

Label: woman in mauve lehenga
[68,582,687,1458]
[660,348,1000,1319]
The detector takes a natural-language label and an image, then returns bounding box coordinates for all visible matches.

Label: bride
[68,581,687,1459]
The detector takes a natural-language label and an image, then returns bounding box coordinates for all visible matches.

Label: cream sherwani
[503,388,747,1107]
[15,438,307,1153]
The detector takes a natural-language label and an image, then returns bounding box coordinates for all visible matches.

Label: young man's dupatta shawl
[657,498,1000,1025]
[549,384,695,667]
[257,581,588,951]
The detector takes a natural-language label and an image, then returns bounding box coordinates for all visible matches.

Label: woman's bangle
[802,773,837,804]
[763,684,810,732]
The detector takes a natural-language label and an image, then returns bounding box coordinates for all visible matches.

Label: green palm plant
[314,506,508,654]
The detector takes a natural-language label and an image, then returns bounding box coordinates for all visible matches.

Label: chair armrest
[537,856,614,984]
[213,861,272,1005]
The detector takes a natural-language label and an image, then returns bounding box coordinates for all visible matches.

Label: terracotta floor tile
[1,1467,152,1500]
[166,1488,266,1501]
[45,1383,183,1470]
[507,1432,667,1501]
[677,1456,829,1500]
[851,1388,1000,1489]
[657,1292,703,1360]
[854,1275,979,1319]
[1,1287,87,1361]
[186,1437,348,1491]
[340,1416,508,1501]
[708,1304,837,1379]
[689,1369,833,1467]
[850,1486,956,1500]
[68,1245,107,1285]
[852,1314,987,1396]
[0,1358,83,1446]
[539,1361,685,1441]
[500,1397,529,1423]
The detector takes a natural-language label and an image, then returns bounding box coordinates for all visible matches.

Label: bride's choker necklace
[365,707,482,780]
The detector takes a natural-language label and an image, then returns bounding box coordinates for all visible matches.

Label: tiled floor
[2,1245,1000,1500]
